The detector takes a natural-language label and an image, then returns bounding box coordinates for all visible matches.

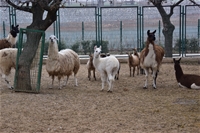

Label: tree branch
[169,0,184,17]
[189,0,200,7]
[5,0,32,13]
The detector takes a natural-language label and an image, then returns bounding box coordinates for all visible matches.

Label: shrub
[81,40,91,55]
[71,41,80,53]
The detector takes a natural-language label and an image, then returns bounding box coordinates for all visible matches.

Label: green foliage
[187,37,199,53]
[174,38,189,51]
[58,41,67,51]
[91,40,109,53]
[174,38,199,53]
[71,41,80,53]
[81,40,91,55]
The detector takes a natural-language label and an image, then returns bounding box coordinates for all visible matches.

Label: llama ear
[16,25,19,28]
[147,30,150,35]
[99,45,102,49]
[94,45,97,50]
[173,58,176,63]
[54,36,58,41]
[178,58,181,62]
[11,25,14,28]
[153,30,156,34]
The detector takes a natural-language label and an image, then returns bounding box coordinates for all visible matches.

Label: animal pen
[14,28,45,93]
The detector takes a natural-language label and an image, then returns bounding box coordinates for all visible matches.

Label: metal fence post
[3,21,5,38]
[53,10,61,47]
[181,6,186,57]
[82,21,84,41]
[120,21,122,53]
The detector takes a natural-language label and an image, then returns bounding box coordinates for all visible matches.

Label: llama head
[10,25,19,37]
[147,30,156,43]
[173,58,181,67]
[94,45,101,58]
[49,35,58,44]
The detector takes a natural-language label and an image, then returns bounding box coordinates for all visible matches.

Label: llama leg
[143,68,149,89]
[63,76,69,86]
[100,73,107,91]
[74,74,78,86]
[137,66,139,75]
[129,66,132,77]
[88,69,91,80]
[58,77,62,89]
[133,67,135,77]
[152,70,157,89]
[2,74,13,89]
[93,70,96,80]
[50,75,54,89]
[107,74,115,92]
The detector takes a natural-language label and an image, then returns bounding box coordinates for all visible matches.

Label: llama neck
[145,40,155,56]
[93,55,101,68]
[48,43,59,59]
[6,33,17,45]
[175,65,184,82]
[10,30,18,37]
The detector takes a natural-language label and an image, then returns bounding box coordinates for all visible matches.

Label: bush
[91,40,109,53]
[71,41,80,53]
[81,40,91,55]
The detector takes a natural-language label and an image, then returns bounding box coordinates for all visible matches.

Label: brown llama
[0,25,19,49]
[86,54,96,80]
[173,58,200,89]
[127,48,140,77]
[140,30,165,89]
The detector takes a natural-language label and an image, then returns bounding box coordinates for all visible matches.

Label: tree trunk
[15,3,57,91]
[15,32,42,90]
[162,22,175,57]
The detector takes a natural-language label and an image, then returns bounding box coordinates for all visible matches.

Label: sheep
[0,48,18,89]
[46,35,80,89]
[86,54,96,81]
[140,30,165,89]
[93,45,120,92]
[127,48,140,77]
[173,58,200,89]
[0,25,19,49]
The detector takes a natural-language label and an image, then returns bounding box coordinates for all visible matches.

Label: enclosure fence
[0,5,200,57]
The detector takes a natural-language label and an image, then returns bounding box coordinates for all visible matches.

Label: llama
[0,48,18,89]
[46,35,80,89]
[86,54,96,81]
[0,25,19,49]
[127,48,140,77]
[173,58,200,89]
[93,45,120,92]
[140,30,165,89]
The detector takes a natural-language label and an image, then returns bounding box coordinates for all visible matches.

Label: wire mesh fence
[0,5,199,56]
[14,28,45,93]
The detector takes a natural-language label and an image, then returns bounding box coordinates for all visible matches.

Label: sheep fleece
[46,49,80,77]
[0,48,17,75]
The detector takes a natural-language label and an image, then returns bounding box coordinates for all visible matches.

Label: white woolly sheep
[0,48,17,89]
[127,48,140,77]
[93,45,120,92]
[0,25,19,49]
[140,30,165,89]
[46,35,80,89]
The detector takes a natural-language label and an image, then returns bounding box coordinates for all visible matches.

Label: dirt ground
[0,61,200,133]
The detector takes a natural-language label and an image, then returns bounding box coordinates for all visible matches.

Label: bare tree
[6,0,62,90]
[148,0,200,57]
